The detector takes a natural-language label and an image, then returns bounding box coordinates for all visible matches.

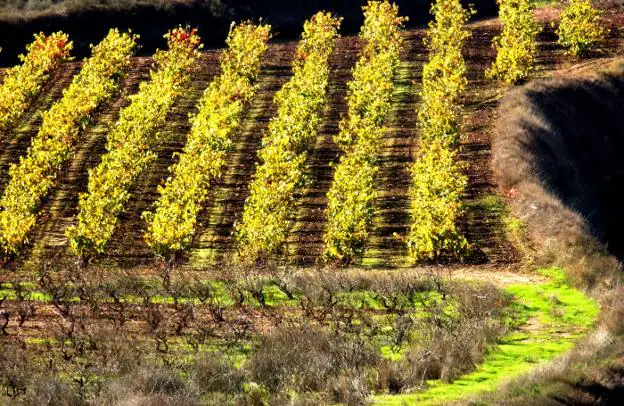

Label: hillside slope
[3,12,602,271]
[0,3,624,404]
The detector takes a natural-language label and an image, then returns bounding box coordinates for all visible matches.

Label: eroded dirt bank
[494,62,624,259]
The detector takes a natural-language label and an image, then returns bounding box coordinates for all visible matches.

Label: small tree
[487,0,541,85]
[419,0,473,147]
[407,141,468,261]
[407,0,471,262]
[556,0,606,56]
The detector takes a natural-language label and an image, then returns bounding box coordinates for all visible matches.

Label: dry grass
[493,61,624,290]
[481,60,624,405]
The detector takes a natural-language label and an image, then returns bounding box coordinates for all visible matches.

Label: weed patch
[375,268,598,405]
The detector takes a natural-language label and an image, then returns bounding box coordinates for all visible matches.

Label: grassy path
[374,268,599,405]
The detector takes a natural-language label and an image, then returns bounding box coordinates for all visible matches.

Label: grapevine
[143,22,271,257]
[234,12,341,262]
[407,0,470,261]
[0,29,137,256]
[408,141,467,261]
[67,27,202,256]
[486,0,541,85]
[0,31,73,132]
[323,1,406,262]
[556,0,606,56]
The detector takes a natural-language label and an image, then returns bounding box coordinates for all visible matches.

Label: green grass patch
[374,267,599,405]
[0,280,442,311]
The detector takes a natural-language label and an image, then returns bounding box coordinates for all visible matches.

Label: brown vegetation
[493,60,624,288]
[480,59,624,406]
[0,260,509,404]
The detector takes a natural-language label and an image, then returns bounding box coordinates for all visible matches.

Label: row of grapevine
[234,12,342,262]
[0,29,138,256]
[67,28,202,257]
[323,1,406,262]
[0,32,73,132]
[487,0,541,84]
[143,22,271,257]
[488,0,605,85]
[557,0,606,56]
[407,0,470,261]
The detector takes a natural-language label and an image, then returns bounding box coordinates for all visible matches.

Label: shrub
[0,31,73,131]
[67,27,202,256]
[407,142,468,261]
[248,326,335,392]
[556,0,606,56]
[95,367,200,406]
[21,378,79,406]
[323,1,406,263]
[234,12,341,262]
[408,0,470,262]
[486,0,541,84]
[143,22,271,257]
[418,0,472,147]
[0,29,138,256]
[192,352,243,394]
[329,371,371,406]
[0,343,32,398]
[405,283,508,384]
[248,325,379,394]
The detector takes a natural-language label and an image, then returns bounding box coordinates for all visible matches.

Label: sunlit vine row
[556,0,606,56]
[323,1,406,262]
[142,22,271,257]
[407,0,470,261]
[0,29,138,256]
[486,0,541,84]
[418,0,472,148]
[67,27,202,256]
[234,12,341,262]
[0,31,73,131]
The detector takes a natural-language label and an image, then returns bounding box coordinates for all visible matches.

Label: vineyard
[1,0,624,404]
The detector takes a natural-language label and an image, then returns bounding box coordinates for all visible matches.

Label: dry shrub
[19,378,79,406]
[598,286,624,334]
[0,343,32,398]
[405,318,500,384]
[404,283,508,384]
[372,359,406,394]
[329,371,371,406]
[267,391,326,406]
[96,367,199,406]
[248,326,333,392]
[248,325,378,395]
[193,352,243,394]
[487,58,624,404]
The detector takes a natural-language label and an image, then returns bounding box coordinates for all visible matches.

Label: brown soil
[0,6,622,276]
